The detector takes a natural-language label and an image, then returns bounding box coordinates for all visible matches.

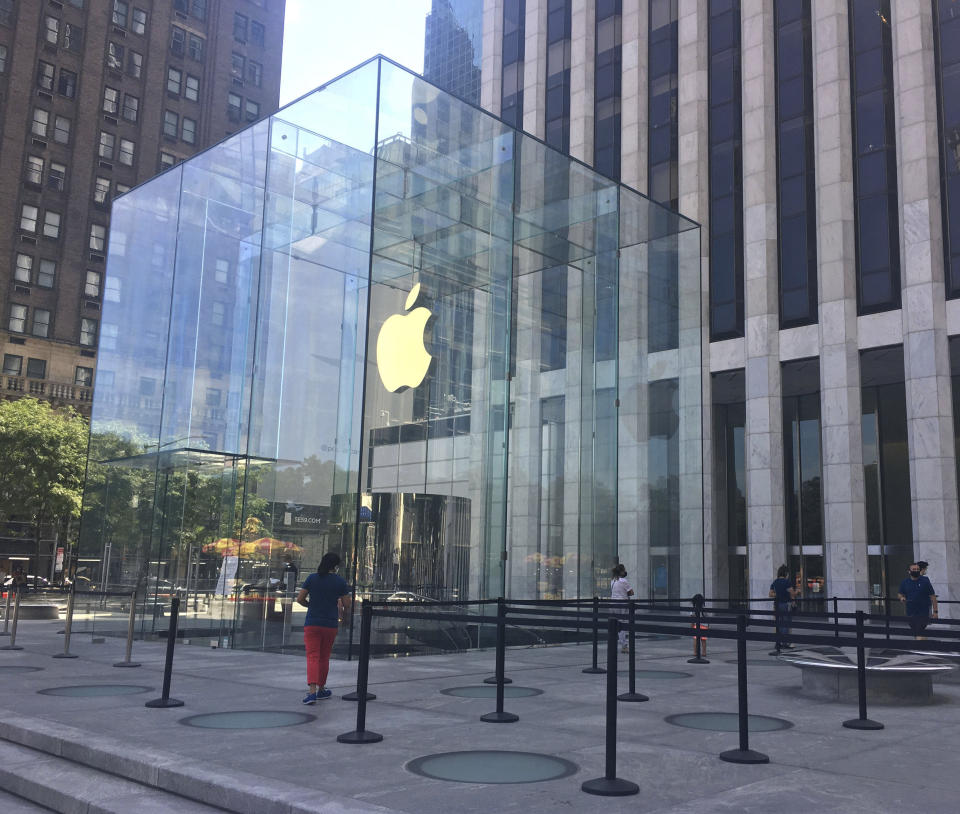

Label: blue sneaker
[302,692,317,705]
[316,688,332,700]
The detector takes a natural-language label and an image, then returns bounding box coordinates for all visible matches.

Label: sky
[280,0,433,106]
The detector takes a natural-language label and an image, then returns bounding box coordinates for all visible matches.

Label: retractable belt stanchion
[842,610,883,731]
[1,590,23,650]
[482,596,519,723]
[337,602,383,744]
[484,596,512,685]
[145,596,184,708]
[1,589,12,636]
[618,600,647,703]
[688,597,709,664]
[114,591,141,668]
[53,589,78,659]
[833,596,840,638]
[581,617,639,797]
[719,615,769,764]
[583,596,605,674]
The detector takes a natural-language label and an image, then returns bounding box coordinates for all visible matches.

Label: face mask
[909,572,920,579]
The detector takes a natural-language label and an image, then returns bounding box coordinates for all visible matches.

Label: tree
[0,398,88,577]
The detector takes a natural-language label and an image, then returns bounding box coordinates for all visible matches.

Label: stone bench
[778,646,954,705]
[10,604,61,620]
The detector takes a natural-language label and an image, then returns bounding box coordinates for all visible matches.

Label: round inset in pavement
[617,669,692,680]
[179,711,315,729]
[0,666,44,673]
[441,686,543,698]
[665,712,792,732]
[38,685,152,697]
[405,750,578,784]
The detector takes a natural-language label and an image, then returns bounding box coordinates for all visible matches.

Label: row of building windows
[37,61,77,98]
[112,2,148,34]
[593,0,621,181]
[500,0,525,129]
[17,203,108,251]
[1,355,93,388]
[227,92,259,123]
[41,16,83,52]
[544,0,571,153]
[6,305,98,347]
[231,52,263,87]
[648,0,678,207]
[12,250,111,302]
[233,12,265,47]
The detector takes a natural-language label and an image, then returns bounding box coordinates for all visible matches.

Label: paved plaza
[1,613,959,813]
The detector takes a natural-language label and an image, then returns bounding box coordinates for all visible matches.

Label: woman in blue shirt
[769,565,799,649]
[296,552,351,704]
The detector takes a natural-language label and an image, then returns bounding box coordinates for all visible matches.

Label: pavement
[1,611,960,813]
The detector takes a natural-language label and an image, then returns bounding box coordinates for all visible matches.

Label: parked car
[2,575,50,591]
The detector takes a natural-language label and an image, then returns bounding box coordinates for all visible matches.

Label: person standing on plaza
[769,565,798,649]
[610,563,634,653]
[296,552,351,704]
[898,564,938,639]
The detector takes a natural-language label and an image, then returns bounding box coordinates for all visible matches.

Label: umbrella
[202,538,241,556]
[247,537,304,557]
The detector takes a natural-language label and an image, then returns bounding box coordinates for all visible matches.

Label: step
[0,740,228,814]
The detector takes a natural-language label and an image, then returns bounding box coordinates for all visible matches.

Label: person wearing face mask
[898,564,938,640]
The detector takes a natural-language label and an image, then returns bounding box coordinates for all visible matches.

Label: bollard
[53,589,78,659]
[883,596,891,641]
[719,615,769,764]
[1,589,11,636]
[582,617,639,796]
[688,597,709,665]
[483,596,513,685]
[0,590,23,650]
[582,596,606,674]
[481,597,519,723]
[842,611,883,730]
[618,600,647,702]
[833,596,839,638]
[337,602,383,743]
[114,591,141,668]
[145,596,184,708]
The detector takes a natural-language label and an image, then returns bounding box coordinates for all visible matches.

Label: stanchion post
[719,615,769,764]
[842,610,883,730]
[53,588,78,659]
[582,617,639,796]
[0,590,23,650]
[483,596,513,685]
[583,596,606,674]
[343,599,377,702]
[618,600,647,702]
[145,596,184,708]
[1,589,11,636]
[482,596,519,723]
[833,596,839,638]
[337,602,383,743]
[688,595,709,664]
[115,591,141,668]
[884,596,891,641]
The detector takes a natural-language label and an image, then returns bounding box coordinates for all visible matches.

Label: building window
[37,61,55,91]
[44,15,60,45]
[592,0,622,182]
[25,155,44,186]
[185,74,200,101]
[167,67,182,95]
[171,26,186,56]
[540,266,567,371]
[58,68,77,98]
[192,0,207,21]
[712,370,747,602]
[103,86,120,114]
[37,259,55,288]
[127,50,142,78]
[14,254,32,283]
[244,100,258,122]
[26,358,47,379]
[163,110,178,138]
[648,0,678,207]
[8,304,27,333]
[31,108,49,137]
[47,162,66,192]
[63,23,82,51]
[85,270,101,297]
[75,366,93,387]
[215,257,229,283]
[2,355,22,376]
[32,309,51,338]
[20,204,39,233]
[211,302,225,326]
[122,93,139,122]
[89,224,107,252]
[116,183,130,195]
[42,210,60,239]
[112,0,128,28]
[227,92,242,121]
[246,60,262,87]
[849,0,900,314]
[500,0,525,129]
[160,151,177,170]
[544,0,571,153]
[94,176,110,205]
[0,44,6,73]
[708,0,744,341]
[107,42,124,71]
[251,20,265,47]
[233,12,248,41]
[231,52,245,81]
[188,34,204,61]
[99,131,115,159]
[53,115,71,144]
[105,276,121,301]
[80,318,98,346]
[182,116,196,143]
[132,7,147,35]
[0,0,12,26]
[118,138,135,166]
[935,1,960,297]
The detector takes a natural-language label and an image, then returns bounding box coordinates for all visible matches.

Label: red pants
[304,626,338,687]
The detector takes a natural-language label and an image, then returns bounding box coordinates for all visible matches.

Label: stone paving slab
[1,618,959,813]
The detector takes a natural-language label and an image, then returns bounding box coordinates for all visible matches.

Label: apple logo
[375,282,433,392]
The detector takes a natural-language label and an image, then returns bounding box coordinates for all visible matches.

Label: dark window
[233,12,247,41]
[540,266,567,371]
[250,20,265,47]
[171,26,185,56]
[26,358,47,379]
[595,0,622,181]
[712,369,748,603]
[775,0,817,327]
[849,0,900,314]
[935,1,960,297]
[544,0,571,153]
[37,61,55,91]
[500,0,525,129]
[57,68,77,98]
[708,0,743,340]
[648,0,678,207]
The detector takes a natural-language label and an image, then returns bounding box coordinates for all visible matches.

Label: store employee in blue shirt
[898,564,938,639]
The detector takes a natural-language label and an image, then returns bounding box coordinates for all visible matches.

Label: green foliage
[0,398,89,538]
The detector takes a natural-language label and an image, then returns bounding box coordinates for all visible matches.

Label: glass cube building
[77,57,702,651]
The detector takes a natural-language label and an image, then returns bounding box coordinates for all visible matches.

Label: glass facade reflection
[77,58,701,652]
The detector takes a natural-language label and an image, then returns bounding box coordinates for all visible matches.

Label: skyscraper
[423,0,482,104]
[0,0,285,416]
